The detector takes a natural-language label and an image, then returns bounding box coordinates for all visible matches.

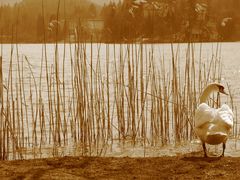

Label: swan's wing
[195,103,215,128]
[214,104,234,129]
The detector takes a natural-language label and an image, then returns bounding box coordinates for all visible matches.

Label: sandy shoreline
[0,154,239,179]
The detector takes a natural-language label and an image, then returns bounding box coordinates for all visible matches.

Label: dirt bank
[0,154,239,179]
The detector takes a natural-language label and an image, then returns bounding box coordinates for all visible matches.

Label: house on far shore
[206,20,219,40]
[0,35,12,42]
[84,19,104,41]
[191,27,203,41]
[67,18,104,42]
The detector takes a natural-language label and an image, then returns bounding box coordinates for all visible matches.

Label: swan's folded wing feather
[215,104,234,128]
[195,103,215,128]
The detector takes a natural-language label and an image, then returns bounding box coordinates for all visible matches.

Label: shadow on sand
[181,151,223,162]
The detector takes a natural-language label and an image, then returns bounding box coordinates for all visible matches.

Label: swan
[195,83,234,157]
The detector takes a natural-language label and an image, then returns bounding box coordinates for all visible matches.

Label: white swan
[195,83,233,157]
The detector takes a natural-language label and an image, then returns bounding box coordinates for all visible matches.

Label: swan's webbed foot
[202,142,208,157]
[220,143,226,157]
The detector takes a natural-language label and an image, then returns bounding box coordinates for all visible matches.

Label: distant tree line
[0,0,100,42]
[0,0,240,43]
[101,0,240,42]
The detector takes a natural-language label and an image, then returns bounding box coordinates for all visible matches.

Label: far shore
[1,40,240,45]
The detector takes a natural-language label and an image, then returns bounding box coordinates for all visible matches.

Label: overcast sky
[0,0,119,6]
[0,0,20,5]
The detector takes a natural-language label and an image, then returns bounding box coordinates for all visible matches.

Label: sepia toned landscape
[0,0,240,179]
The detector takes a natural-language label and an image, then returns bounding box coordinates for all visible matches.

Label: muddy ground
[0,152,240,179]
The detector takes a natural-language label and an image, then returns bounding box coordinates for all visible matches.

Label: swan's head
[200,83,228,103]
[213,83,228,95]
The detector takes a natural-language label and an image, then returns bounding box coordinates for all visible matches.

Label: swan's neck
[200,85,217,103]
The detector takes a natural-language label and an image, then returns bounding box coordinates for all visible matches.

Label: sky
[0,0,119,6]
[0,0,20,5]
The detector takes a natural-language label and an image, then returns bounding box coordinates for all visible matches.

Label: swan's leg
[202,142,207,157]
[220,143,226,157]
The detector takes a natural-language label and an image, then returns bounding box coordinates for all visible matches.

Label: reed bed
[0,40,237,160]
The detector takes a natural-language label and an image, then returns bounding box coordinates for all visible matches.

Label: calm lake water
[1,42,240,159]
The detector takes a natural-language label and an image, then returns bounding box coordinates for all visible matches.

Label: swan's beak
[221,90,228,95]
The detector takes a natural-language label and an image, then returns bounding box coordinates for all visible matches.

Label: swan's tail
[205,132,228,145]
